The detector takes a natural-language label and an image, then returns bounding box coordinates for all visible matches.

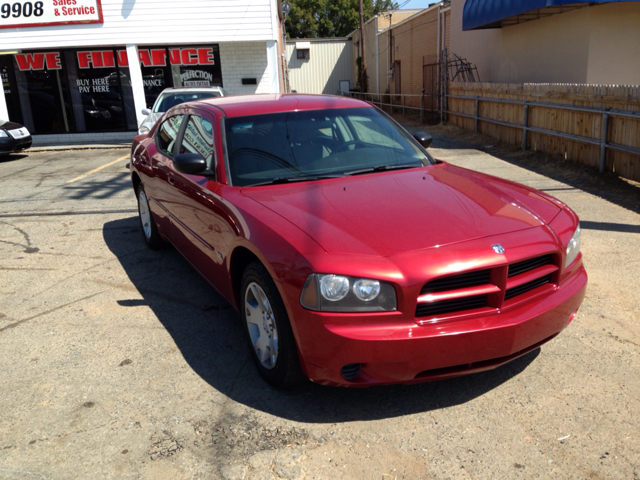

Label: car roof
[194,94,371,118]
[160,87,224,94]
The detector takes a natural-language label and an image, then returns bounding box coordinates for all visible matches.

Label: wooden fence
[446,83,640,182]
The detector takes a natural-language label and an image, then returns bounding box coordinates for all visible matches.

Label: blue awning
[463,0,636,31]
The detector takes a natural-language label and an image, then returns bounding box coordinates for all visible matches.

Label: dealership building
[0,0,285,142]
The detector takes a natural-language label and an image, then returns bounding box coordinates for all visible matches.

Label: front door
[168,111,237,302]
[147,113,186,239]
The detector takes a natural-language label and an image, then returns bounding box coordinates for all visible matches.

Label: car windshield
[224,108,434,186]
[154,91,221,112]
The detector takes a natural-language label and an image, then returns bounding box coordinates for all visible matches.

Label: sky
[396,0,441,8]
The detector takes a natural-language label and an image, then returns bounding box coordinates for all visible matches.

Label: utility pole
[359,0,367,93]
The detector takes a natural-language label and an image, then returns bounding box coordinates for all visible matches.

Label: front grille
[415,254,558,322]
[416,294,488,317]
[508,254,553,277]
[505,274,551,300]
[420,269,491,294]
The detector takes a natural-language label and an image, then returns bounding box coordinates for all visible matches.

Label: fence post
[523,103,529,151]
[403,95,406,116]
[600,111,609,173]
[390,92,393,114]
[420,94,424,123]
[474,97,479,133]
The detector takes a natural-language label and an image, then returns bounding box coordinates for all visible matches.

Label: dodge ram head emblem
[492,244,506,254]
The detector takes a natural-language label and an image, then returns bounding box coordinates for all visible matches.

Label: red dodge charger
[130,94,587,387]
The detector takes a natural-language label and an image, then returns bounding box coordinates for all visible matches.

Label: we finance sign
[14,48,218,71]
[0,0,102,28]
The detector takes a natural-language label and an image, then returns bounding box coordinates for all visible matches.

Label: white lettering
[143,79,163,87]
[180,69,213,82]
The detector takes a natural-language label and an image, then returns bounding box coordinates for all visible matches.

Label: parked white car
[138,86,226,135]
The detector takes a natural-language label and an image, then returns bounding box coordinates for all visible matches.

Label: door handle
[168,176,175,185]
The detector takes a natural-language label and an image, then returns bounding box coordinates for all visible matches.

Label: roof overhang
[463,0,636,31]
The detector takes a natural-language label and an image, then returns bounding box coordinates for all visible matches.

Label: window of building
[12,51,75,134]
[0,55,21,124]
[136,45,223,108]
[2,44,223,134]
[296,49,310,60]
[66,49,137,132]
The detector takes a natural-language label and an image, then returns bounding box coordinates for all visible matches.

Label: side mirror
[141,108,151,116]
[413,131,433,149]
[173,153,207,175]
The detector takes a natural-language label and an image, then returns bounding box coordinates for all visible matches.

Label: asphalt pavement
[0,132,638,479]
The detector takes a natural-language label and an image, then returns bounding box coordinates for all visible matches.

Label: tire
[136,183,165,249]
[241,262,307,388]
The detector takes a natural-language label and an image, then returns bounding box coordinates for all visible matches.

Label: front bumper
[0,135,32,154]
[287,261,587,387]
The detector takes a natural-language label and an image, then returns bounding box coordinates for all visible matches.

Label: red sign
[15,52,62,71]
[75,48,216,69]
[0,0,103,29]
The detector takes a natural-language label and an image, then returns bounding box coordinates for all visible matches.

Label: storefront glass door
[12,51,74,134]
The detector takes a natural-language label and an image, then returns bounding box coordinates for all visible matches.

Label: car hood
[139,112,163,130]
[241,164,562,257]
[0,120,25,130]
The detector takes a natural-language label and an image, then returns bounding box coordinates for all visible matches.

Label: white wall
[0,0,278,49]
[286,40,353,95]
[450,0,640,85]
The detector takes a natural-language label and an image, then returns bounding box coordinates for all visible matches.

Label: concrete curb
[28,144,131,152]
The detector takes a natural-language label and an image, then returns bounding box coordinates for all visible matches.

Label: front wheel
[241,262,306,388]
[136,183,165,249]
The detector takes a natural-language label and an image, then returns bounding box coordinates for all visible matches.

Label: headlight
[301,274,397,312]
[564,224,581,268]
[138,126,150,135]
[0,130,8,138]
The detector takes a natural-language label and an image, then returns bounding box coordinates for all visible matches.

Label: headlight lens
[564,224,581,268]
[319,275,350,301]
[138,126,150,135]
[0,129,8,138]
[301,274,396,312]
[353,279,380,301]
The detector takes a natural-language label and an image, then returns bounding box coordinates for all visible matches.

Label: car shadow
[0,153,30,163]
[104,216,540,423]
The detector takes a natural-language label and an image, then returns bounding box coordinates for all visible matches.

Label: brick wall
[220,41,272,95]
[391,8,439,97]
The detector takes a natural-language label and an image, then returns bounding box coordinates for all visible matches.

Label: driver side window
[178,115,215,169]
[156,115,185,157]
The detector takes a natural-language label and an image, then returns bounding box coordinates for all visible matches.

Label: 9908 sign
[1,1,44,18]
[0,0,101,28]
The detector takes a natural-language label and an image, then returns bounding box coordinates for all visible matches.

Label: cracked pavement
[0,128,638,479]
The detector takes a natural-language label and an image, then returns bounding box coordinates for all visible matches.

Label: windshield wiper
[345,164,421,176]
[248,174,344,186]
